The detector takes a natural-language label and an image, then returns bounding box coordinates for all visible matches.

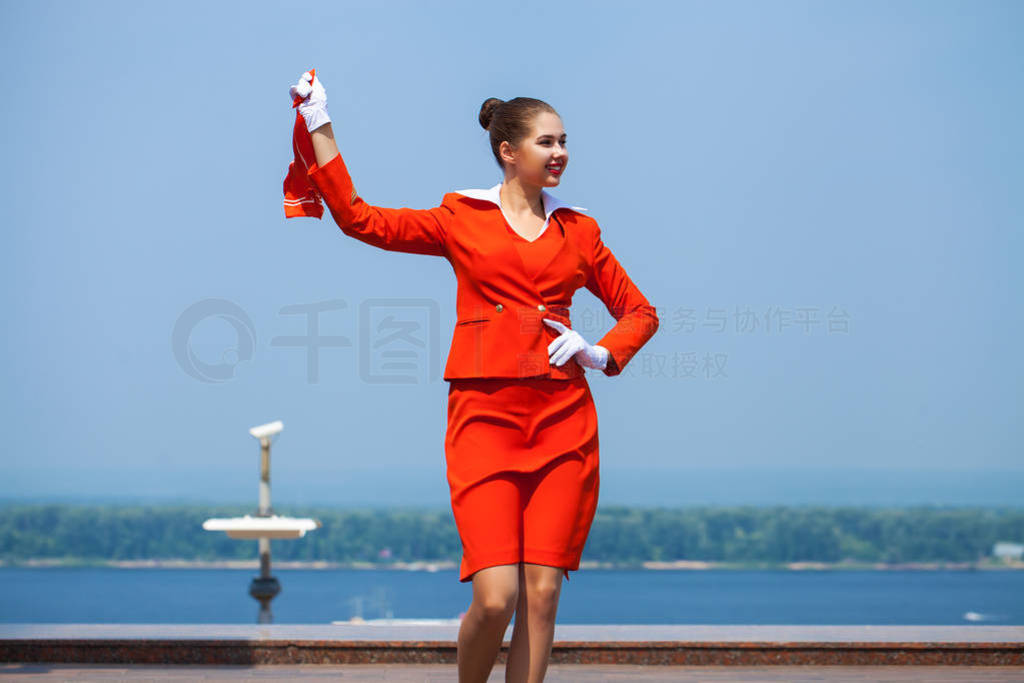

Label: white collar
[452,183,588,220]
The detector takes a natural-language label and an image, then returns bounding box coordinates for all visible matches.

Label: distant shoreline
[2,558,1022,571]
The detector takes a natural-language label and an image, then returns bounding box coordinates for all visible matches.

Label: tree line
[1,503,1021,565]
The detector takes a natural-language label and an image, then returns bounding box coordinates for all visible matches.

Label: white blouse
[452,183,588,242]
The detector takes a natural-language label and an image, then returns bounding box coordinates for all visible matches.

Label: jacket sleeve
[306,152,450,257]
[584,222,660,376]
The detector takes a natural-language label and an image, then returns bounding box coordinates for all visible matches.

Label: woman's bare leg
[458,563,519,683]
[504,562,564,683]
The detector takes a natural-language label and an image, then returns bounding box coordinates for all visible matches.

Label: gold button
[495,304,503,312]
[537,304,546,312]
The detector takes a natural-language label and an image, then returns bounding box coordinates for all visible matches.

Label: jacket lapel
[532,212,573,284]
[451,184,588,290]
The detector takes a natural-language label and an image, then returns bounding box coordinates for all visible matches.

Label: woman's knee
[471,565,519,619]
[477,592,517,620]
[522,567,562,614]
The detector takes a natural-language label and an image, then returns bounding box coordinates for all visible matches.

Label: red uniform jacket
[304,152,659,380]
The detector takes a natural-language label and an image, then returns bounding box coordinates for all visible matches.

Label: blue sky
[1,0,1021,507]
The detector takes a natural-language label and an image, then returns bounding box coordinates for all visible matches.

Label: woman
[289,71,659,682]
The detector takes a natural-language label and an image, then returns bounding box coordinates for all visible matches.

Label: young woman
[289,71,659,682]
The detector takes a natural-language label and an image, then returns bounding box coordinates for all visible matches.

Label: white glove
[543,318,609,370]
[289,71,331,133]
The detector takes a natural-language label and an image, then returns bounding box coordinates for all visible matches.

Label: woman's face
[502,111,568,188]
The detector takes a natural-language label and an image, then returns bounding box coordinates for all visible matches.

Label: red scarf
[282,67,324,219]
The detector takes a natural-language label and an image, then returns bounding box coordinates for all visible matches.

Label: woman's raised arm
[311,123,340,168]
[291,72,450,257]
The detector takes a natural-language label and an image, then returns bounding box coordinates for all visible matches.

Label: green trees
[0,503,1020,566]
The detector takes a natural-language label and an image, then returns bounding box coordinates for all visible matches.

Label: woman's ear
[499,140,517,167]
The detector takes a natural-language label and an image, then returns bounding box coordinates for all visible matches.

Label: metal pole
[258,437,273,517]
[250,435,280,622]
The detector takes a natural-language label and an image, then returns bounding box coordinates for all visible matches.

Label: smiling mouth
[547,164,563,174]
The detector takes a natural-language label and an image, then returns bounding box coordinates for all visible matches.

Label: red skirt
[444,375,600,583]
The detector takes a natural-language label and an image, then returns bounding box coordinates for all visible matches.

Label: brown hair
[478,97,558,170]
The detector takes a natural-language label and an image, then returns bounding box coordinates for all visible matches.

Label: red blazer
[305,152,659,380]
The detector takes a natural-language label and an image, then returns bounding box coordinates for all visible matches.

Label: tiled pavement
[2,663,1024,680]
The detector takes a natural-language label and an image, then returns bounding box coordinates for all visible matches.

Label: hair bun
[478,98,504,131]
